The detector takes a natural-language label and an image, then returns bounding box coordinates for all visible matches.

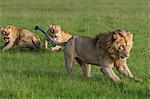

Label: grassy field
[0,0,149,98]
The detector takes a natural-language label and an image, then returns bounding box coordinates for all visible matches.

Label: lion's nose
[121,52,129,58]
[124,54,128,57]
[121,56,126,59]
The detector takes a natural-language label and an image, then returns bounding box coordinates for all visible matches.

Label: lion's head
[0,26,17,43]
[96,29,133,59]
[0,26,18,36]
[47,24,62,40]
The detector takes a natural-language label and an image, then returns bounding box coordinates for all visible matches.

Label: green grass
[0,0,149,98]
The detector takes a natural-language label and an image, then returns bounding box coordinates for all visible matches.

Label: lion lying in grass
[36,27,141,82]
[0,26,41,51]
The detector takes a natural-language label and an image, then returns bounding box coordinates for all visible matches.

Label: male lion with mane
[36,27,140,82]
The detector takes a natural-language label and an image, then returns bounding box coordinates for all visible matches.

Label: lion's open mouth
[121,56,126,59]
[1,31,9,36]
[120,54,128,59]
[4,37,9,43]
[1,31,6,35]
[1,31,9,43]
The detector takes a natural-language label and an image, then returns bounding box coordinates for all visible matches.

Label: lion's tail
[35,26,67,46]
[47,38,67,46]
[31,37,41,48]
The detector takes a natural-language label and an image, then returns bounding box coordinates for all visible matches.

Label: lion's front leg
[115,59,135,79]
[99,58,121,81]
[115,60,142,82]
[51,45,61,52]
[44,39,49,49]
[2,41,14,51]
[101,64,121,82]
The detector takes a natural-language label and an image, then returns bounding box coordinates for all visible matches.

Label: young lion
[37,28,141,82]
[44,24,72,51]
[0,26,41,51]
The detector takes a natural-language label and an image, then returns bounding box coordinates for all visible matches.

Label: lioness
[44,24,72,51]
[0,26,41,51]
[36,27,140,82]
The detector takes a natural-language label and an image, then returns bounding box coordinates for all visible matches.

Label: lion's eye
[47,29,54,34]
[50,29,54,33]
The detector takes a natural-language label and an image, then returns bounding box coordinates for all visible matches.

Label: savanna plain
[0,0,149,98]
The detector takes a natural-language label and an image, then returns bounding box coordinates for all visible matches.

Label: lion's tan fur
[1,26,41,51]
[44,24,72,51]
[45,29,138,81]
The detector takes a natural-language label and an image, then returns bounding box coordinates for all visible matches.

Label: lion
[0,26,41,51]
[44,24,72,51]
[36,27,141,82]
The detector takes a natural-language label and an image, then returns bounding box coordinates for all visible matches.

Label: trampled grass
[0,0,149,98]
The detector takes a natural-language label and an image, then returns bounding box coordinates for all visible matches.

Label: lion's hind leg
[17,42,34,50]
[75,58,91,78]
[18,36,40,50]
[17,40,35,50]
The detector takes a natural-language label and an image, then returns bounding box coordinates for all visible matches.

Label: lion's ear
[117,31,127,37]
[113,31,125,40]
[113,29,125,40]
[113,33,118,40]
[53,25,61,32]
[114,29,127,37]
[48,24,53,29]
[118,32,124,37]
[0,26,4,31]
